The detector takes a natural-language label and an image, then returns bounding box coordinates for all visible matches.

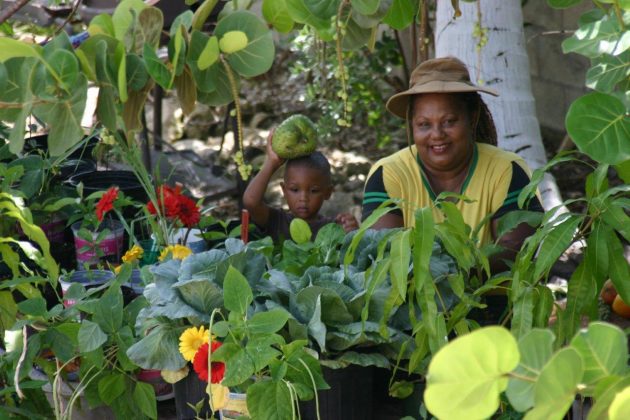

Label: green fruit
[272,114,318,159]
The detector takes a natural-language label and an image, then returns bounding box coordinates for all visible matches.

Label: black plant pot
[66,170,148,203]
[173,371,213,420]
[300,364,375,420]
[23,134,99,162]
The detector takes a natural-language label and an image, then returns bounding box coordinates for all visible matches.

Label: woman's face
[411,93,474,174]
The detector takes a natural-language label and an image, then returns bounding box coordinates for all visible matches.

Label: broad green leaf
[0,292,18,333]
[173,277,224,314]
[496,210,544,239]
[608,234,630,305]
[98,373,126,404]
[262,0,295,33]
[126,53,149,90]
[94,287,124,333]
[112,0,147,41]
[133,381,157,419]
[214,11,275,78]
[192,0,220,31]
[586,51,630,92]
[352,0,380,15]
[533,285,554,328]
[308,295,327,351]
[196,61,235,106]
[289,218,312,244]
[566,93,630,164]
[589,376,630,420]
[246,335,283,371]
[412,207,435,295]
[506,329,555,412]
[223,265,253,315]
[382,0,416,30]
[168,25,186,87]
[32,73,87,157]
[286,0,331,30]
[198,36,220,70]
[610,387,630,420]
[115,37,128,102]
[570,322,628,388]
[78,320,108,353]
[389,229,411,300]
[174,65,197,115]
[169,10,194,38]
[302,0,338,19]
[334,351,390,368]
[585,220,611,283]
[17,297,47,317]
[342,17,373,50]
[126,324,186,370]
[138,7,163,49]
[562,15,630,58]
[48,49,79,92]
[222,348,256,387]
[218,31,248,54]
[615,159,630,183]
[564,261,596,339]
[122,81,151,132]
[533,215,582,279]
[248,309,290,334]
[601,200,630,242]
[88,14,115,37]
[143,44,171,90]
[425,326,519,420]
[511,287,534,339]
[525,348,583,420]
[247,380,292,420]
[0,38,41,62]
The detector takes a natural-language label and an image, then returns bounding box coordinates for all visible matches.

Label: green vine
[220,55,251,180]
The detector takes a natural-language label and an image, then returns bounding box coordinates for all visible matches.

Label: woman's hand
[336,212,359,233]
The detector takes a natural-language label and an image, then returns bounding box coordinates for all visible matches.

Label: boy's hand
[265,128,284,169]
[336,212,359,233]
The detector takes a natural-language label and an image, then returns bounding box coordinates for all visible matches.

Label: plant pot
[71,219,125,269]
[59,269,114,307]
[173,370,212,420]
[300,364,375,420]
[23,133,99,162]
[220,392,248,420]
[66,170,148,203]
[55,159,96,181]
[136,369,174,402]
[121,269,145,305]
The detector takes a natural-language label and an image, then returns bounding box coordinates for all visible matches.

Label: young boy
[243,130,359,242]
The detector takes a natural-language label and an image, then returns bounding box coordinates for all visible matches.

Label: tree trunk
[435,0,563,212]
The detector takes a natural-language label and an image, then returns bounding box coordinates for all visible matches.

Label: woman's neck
[419,144,475,196]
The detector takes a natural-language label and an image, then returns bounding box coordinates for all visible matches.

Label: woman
[362,56,543,273]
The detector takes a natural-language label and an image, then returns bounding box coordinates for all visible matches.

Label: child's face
[281,166,333,222]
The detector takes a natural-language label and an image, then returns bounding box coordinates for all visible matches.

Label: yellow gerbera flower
[179,325,209,361]
[122,244,144,263]
[159,244,193,261]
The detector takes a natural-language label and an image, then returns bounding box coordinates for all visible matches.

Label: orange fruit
[600,279,618,305]
[612,295,630,318]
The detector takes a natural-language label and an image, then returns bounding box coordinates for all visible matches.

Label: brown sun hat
[386,56,499,119]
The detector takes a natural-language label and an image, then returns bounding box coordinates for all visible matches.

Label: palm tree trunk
[435,0,564,211]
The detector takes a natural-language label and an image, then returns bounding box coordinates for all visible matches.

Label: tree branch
[0,0,33,25]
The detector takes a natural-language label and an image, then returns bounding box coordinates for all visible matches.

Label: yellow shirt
[362,143,542,245]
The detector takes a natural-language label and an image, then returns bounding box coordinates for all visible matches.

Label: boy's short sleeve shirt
[362,143,543,245]
[261,207,335,242]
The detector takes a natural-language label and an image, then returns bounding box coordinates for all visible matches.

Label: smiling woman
[362,56,543,272]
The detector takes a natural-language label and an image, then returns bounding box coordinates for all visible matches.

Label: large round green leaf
[610,387,630,420]
[263,0,295,33]
[214,11,274,78]
[382,0,415,30]
[586,51,630,93]
[352,0,380,15]
[570,322,629,387]
[303,0,339,20]
[341,17,373,50]
[506,329,555,412]
[286,0,332,30]
[525,348,583,420]
[566,92,630,164]
[424,326,519,419]
[353,0,392,29]
[196,61,238,106]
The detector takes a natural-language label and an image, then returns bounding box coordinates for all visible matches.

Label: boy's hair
[284,151,332,184]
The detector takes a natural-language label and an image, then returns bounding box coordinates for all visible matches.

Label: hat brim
[385,81,499,119]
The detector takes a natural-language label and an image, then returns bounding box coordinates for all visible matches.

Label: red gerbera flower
[148,185,180,218]
[177,195,200,227]
[192,341,225,384]
[95,187,119,222]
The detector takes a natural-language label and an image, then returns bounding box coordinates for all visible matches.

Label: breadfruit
[272,114,318,159]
